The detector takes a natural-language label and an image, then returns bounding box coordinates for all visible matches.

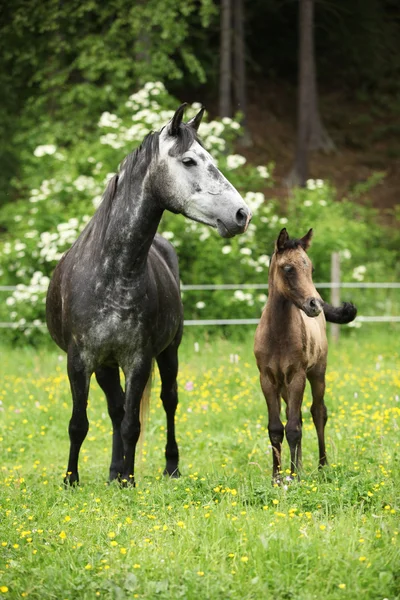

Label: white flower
[340,249,352,260]
[258,254,270,267]
[316,179,324,188]
[222,245,232,254]
[98,111,121,129]
[303,200,313,207]
[244,192,265,213]
[306,179,316,190]
[196,302,206,309]
[256,165,270,179]
[73,175,97,192]
[352,265,366,281]
[319,200,327,206]
[33,144,57,157]
[258,294,267,303]
[161,231,174,240]
[280,217,288,225]
[226,154,247,170]
[240,247,252,256]
[234,290,245,301]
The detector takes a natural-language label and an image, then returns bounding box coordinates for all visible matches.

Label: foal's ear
[276,228,289,252]
[187,106,205,132]
[169,103,188,136]
[299,228,313,251]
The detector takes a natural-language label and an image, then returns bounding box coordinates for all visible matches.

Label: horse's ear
[187,106,205,132]
[299,228,313,251]
[169,103,188,136]
[276,228,289,252]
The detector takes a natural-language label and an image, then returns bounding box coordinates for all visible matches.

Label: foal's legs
[64,350,91,486]
[156,340,181,478]
[120,356,153,487]
[260,371,284,481]
[285,399,303,471]
[285,372,306,476]
[308,365,328,467]
[95,366,125,482]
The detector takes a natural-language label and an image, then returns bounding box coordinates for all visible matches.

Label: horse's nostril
[309,298,317,308]
[236,208,248,227]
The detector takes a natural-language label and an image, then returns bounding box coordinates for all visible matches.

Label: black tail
[322,301,357,324]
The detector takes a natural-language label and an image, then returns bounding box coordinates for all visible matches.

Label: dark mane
[279,238,305,252]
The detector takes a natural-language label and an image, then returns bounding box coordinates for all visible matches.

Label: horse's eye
[182,157,197,167]
[283,265,293,273]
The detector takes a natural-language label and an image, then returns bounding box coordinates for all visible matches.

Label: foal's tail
[322,301,357,324]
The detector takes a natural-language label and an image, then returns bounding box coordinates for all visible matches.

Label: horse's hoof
[119,477,136,488]
[108,472,122,484]
[63,473,79,487]
[163,467,181,479]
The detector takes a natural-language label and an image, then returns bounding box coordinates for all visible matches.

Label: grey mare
[46,104,251,487]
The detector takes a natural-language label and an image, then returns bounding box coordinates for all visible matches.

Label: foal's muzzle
[302,297,322,318]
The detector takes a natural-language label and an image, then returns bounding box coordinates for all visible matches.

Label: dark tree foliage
[0,0,399,205]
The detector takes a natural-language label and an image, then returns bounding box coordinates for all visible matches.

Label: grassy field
[0,327,399,599]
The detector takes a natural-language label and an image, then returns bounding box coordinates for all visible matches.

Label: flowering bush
[0,82,398,343]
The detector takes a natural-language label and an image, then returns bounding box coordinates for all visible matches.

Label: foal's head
[270,228,322,317]
[152,104,251,238]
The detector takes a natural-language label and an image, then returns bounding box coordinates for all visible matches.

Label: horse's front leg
[260,370,283,483]
[285,372,306,478]
[120,356,153,487]
[65,349,91,486]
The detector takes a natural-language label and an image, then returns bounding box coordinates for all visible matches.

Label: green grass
[0,328,399,599]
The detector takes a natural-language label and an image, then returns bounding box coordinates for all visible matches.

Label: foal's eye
[283,265,293,273]
[182,157,197,167]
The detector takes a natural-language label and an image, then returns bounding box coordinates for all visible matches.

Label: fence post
[330,252,340,343]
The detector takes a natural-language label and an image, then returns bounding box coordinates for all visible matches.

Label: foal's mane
[85,122,200,244]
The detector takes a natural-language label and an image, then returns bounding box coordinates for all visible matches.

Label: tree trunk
[219,0,232,117]
[286,0,334,187]
[308,35,335,152]
[233,0,251,145]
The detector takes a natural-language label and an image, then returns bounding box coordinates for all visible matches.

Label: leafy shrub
[0,83,398,344]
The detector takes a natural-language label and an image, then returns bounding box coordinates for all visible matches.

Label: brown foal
[254,228,329,482]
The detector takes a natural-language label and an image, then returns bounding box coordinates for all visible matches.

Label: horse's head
[271,228,322,317]
[153,104,251,238]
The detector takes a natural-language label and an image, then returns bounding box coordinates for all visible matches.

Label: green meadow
[0,328,399,599]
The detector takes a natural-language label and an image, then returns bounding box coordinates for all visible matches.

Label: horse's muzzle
[302,297,322,318]
[216,207,252,238]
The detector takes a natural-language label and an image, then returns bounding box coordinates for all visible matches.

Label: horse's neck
[266,287,298,329]
[101,185,163,277]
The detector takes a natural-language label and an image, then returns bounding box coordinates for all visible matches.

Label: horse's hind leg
[95,366,125,482]
[120,355,153,486]
[156,340,181,478]
[308,364,328,467]
[65,350,90,486]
